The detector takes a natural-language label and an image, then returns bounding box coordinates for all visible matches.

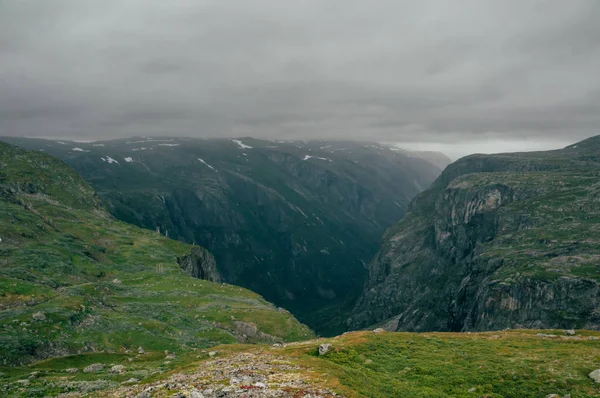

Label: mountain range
[1,136,447,334]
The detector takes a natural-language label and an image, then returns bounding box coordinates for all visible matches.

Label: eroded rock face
[177,247,221,283]
[350,137,600,332]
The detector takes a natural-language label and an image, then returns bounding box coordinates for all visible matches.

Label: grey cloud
[0,0,599,151]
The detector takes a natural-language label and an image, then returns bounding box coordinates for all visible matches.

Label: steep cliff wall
[350,136,600,332]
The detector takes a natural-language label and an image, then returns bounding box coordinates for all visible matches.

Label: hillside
[1,136,443,334]
[3,329,600,397]
[0,142,313,367]
[350,136,600,332]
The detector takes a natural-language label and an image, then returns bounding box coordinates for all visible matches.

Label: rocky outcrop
[177,247,221,283]
[350,136,600,332]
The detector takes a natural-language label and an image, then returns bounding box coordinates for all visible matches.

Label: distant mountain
[350,135,600,332]
[0,142,311,365]
[390,147,453,170]
[1,137,443,335]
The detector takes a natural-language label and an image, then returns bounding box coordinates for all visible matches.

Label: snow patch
[158,143,180,147]
[303,155,332,161]
[93,144,105,147]
[131,147,147,151]
[101,156,119,164]
[319,145,332,149]
[124,157,133,163]
[197,158,216,171]
[72,147,89,152]
[232,139,253,149]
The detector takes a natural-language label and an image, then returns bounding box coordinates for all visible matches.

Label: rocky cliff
[177,246,221,282]
[350,135,600,332]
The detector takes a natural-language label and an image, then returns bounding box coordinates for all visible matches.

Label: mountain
[1,137,443,334]
[0,142,312,366]
[350,135,600,332]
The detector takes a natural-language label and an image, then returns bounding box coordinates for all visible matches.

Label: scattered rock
[373,328,386,334]
[564,329,576,336]
[545,394,561,398]
[165,354,177,360]
[112,278,122,284]
[124,378,140,384]
[536,333,558,338]
[272,343,283,348]
[128,358,134,362]
[32,311,46,321]
[318,343,332,356]
[16,379,30,386]
[588,336,599,341]
[65,368,78,374]
[110,365,127,374]
[191,391,204,398]
[208,351,217,357]
[589,369,600,383]
[138,346,145,354]
[83,363,105,373]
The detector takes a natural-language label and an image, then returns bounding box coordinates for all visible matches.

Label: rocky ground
[105,350,341,398]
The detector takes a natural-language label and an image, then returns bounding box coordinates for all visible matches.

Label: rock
[588,336,599,341]
[32,311,46,321]
[589,369,600,383]
[564,329,576,336]
[65,368,78,374]
[373,328,386,334]
[112,278,122,284]
[191,391,204,398]
[545,394,561,398]
[124,378,140,383]
[16,379,30,386]
[468,387,477,392]
[165,354,177,360]
[138,346,145,354]
[83,363,105,373]
[208,351,217,357]
[110,365,126,374]
[536,333,558,338]
[272,343,283,348]
[177,247,221,283]
[254,382,267,388]
[128,357,134,362]
[318,343,332,356]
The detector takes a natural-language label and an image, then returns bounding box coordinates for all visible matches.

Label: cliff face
[177,246,221,283]
[350,136,600,332]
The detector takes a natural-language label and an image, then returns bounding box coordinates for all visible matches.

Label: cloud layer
[1,0,599,153]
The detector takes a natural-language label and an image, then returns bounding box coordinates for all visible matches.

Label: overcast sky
[1,0,599,157]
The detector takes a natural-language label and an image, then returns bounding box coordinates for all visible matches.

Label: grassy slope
[0,142,313,367]
[5,330,599,397]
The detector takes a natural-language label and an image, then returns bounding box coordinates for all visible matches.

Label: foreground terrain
[1,136,446,334]
[0,142,312,367]
[2,329,599,397]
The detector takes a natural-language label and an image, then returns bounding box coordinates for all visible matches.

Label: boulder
[83,363,104,373]
[589,369,600,383]
[110,365,126,374]
[318,343,332,356]
[32,311,46,321]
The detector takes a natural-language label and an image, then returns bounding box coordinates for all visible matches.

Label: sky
[1,0,599,158]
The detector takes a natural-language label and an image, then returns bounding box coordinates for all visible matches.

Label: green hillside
[0,142,313,368]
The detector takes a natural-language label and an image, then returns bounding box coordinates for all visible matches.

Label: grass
[0,142,314,368]
[4,330,599,397]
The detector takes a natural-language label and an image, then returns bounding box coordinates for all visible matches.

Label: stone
[110,365,126,374]
[545,394,561,398]
[32,311,46,321]
[318,343,332,356]
[468,387,477,393]
[191,391,204,398]
[124,378,140,383]
[65,368,78,374]
[208,351,217,357]
[83,363,105,373]
[589,369,600,383]
[16,379,30,386]
[373,328,386,334]
[165,354,177,360]
[588,336,599,341]
[564,329,576,336]
[138,346,145,354]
